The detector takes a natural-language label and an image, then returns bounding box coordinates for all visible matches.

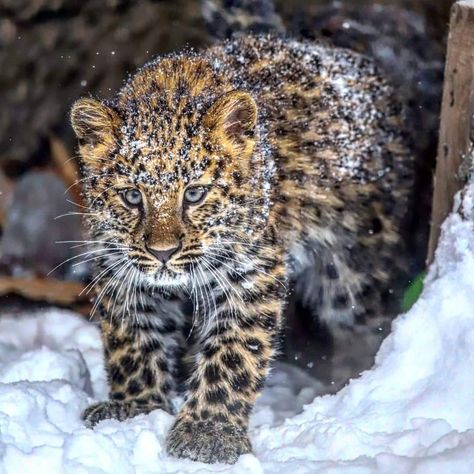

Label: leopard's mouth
[152,266,190,287]
[129,259,189,288]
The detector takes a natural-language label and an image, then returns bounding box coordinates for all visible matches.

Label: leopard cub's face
[71,83,259,288]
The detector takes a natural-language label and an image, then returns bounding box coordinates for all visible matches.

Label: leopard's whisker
[47,247,127,276]
[71,250,125,268]
[81,256,128,296]
[206,245,288,289]
[56,239,129,249]
[203,252,255,293]
[131,267,139,325]
[196,264,215,336]
[204,246,288,289]
[90,257,130,318]
[110,260,134,320]
[123,263,137,324]
[54,211,101,220]
[187,265,200,340]
[105,260,133,326]
[201,257,242,329]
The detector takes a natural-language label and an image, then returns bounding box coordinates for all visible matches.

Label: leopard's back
[211,35,413,324]
[210,35,414,385]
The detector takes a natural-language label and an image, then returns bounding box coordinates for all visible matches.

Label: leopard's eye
[121,188,142,207]
[183,186,208,205]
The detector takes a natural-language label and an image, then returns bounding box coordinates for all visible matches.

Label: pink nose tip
[146,241,182,264]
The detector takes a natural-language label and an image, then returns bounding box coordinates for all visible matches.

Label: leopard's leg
[293,227,407,387]
[166,252,286,464]
[83,291,186,428]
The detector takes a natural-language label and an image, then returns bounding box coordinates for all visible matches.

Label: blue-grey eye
[184,186,208,205]
[121,188,142,207]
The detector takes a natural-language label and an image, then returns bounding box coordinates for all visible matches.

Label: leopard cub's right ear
[70,98,121,147]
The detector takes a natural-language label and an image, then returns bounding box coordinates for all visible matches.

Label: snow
[1,182,474,473]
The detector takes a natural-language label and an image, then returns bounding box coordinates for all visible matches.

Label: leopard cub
[71,35,412,464]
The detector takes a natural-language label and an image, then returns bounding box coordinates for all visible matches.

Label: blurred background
[0,0,453,389]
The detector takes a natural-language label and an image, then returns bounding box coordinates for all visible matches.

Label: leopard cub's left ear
[70,98,122,147]
[204,90,257,152]
[70,98,122,171]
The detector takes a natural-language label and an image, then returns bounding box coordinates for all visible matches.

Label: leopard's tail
[200,0,284,40]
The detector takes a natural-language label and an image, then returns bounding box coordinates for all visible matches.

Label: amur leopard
[71,35,413,464]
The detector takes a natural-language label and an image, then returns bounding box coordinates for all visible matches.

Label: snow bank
[1,183,474,473]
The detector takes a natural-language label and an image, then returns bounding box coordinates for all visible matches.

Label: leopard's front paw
[82,400,167,428]
[166,418,252,464]
[82,401,131,427]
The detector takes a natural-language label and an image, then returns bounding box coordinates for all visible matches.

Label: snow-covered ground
[1,183,474,473]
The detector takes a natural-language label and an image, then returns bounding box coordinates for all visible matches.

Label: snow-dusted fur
[70,34,412,463]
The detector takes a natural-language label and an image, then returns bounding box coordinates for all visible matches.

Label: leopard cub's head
[71,58,265,288]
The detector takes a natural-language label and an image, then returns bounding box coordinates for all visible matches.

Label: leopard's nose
[146,240,182,264]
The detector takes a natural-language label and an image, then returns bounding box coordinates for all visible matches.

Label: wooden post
[428,0,474,263]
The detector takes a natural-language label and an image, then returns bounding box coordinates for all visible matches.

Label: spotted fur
[71,35,412,464]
